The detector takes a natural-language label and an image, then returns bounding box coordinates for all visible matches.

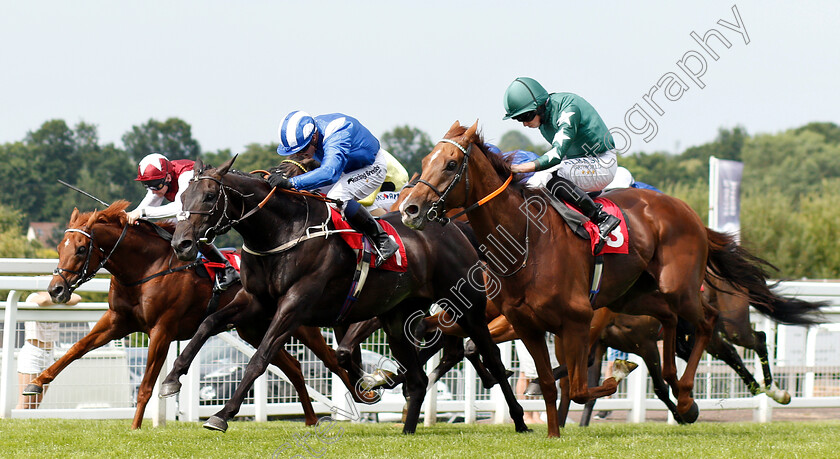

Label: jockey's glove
[267,173,293,190]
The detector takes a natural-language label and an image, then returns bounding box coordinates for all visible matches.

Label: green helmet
[503,77,549,120]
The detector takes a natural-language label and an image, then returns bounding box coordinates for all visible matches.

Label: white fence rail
[3,258,840,425]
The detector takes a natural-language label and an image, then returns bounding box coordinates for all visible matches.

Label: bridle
[177,173,257,243]
[406,138,472,224]
[52,224,130,292]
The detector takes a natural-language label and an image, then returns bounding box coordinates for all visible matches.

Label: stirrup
[371,238,399,268]
[593,215,620,254]
[214,267,240,291]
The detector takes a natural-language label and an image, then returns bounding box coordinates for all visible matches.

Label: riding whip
[58,180,110,207]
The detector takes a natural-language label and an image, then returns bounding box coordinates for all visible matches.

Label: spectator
[17,291,80,409]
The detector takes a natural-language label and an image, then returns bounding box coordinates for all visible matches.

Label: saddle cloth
[539,188,630,255]
[200,250,242,279]
[328,207,408,272]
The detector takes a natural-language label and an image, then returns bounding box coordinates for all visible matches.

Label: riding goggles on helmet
[143,179,166,191]
[513,110,538,123]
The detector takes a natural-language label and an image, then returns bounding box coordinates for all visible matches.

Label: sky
[2,1,839,157]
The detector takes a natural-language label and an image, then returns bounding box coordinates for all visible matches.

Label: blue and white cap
[277,111,316,155]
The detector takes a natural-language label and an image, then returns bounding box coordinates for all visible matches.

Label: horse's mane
[445,124,515,182]
[70,200,175,235]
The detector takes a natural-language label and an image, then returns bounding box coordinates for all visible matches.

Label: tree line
[1,118,838,279]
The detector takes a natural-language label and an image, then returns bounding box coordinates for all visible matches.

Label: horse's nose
[404,204,420,219]
[48,283,67,304]
[175,239,194,253]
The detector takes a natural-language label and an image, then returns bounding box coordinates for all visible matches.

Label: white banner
[708,156,744,243]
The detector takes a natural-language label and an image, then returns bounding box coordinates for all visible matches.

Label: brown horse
[166,156,527,434]
[399,121,813,437]
[38,202,359,428]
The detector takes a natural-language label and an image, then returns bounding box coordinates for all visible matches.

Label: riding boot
[547,176,621,254]
[201,242,240,291]
[346,203,399,268]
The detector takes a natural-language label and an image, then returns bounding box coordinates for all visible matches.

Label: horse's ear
[70,208,79,224]
[449,120,460,134]
[465,120,479,140]
[85,210,97,228]
[195,158,205,173]
[217,155,238,176]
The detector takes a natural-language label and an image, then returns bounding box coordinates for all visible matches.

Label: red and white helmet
[135,153,172,181]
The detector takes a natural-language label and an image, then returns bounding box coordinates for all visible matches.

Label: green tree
[0,204,43,257]
[496,130,548,153]
[225,143,279,173]
[122,118,201,162]
[26,120,82,222]
[380,126,434,176]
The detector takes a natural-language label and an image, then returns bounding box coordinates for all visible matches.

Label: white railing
[2,258,840,425]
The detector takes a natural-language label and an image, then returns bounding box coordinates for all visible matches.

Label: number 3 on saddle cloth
[328,206,408,322]
[569,198,630,256]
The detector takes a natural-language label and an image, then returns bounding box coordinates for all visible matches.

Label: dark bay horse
[399,121,814,437]
[38,202,357,428]
[166,156,527,434]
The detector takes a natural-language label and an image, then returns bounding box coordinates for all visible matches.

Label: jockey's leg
[199,242,240,291]
[546,175,619,253]
[343,200,398,268]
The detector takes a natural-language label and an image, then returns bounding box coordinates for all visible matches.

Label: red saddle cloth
[565,198,630,255]
[329,207,408,272]
[202,250,241,279]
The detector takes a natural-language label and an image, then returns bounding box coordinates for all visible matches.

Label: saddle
[196,250,242,279]
[538,188,630,256]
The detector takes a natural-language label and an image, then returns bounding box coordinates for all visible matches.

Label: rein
[406,139,472,224]
[241,202,355,256]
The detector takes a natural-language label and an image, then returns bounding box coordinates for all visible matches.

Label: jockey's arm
[130,170,195,222]
[533,105,580,171]
[289,127,351,190]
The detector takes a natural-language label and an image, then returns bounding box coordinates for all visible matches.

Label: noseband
[178,174,254,243]
[53,224,130,292]
[408,139,471,224]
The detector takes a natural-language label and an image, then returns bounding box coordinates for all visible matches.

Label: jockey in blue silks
[267,111,399,267]
[604,166,662,193]
[485,143,540,185]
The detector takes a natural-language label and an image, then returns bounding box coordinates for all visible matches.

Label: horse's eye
[204,193,216,203]
[76,246,87,255]
[446,160,458,171]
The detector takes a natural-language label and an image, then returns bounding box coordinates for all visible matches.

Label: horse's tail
[705,228,825,325]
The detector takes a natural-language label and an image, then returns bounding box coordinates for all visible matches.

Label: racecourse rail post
[464,357,477,424]
[424,350,440,426]
[1,290,22,418]
[491,341,513,424]
[627,352,647,423]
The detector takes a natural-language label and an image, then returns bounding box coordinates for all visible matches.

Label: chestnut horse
[400,121,809,437]
[166,156,527,434]
[38,202,358,428]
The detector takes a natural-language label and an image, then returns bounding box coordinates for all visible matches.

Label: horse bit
[177,174,254,243]
[406,138,472,225]
[53,224,129,291]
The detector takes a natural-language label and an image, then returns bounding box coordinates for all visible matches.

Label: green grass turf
[2,418,839,458]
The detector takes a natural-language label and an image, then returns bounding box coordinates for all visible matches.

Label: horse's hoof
[524,381,542,396]
[679,401,699,424]
[357,390,382,405]
[22,384,43,396]
[360,369,397,391]
[611,360,639,382]
[766,385,791,405]
[159,381,182,398]
[203,416,229,432]
[515,423,533,433]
